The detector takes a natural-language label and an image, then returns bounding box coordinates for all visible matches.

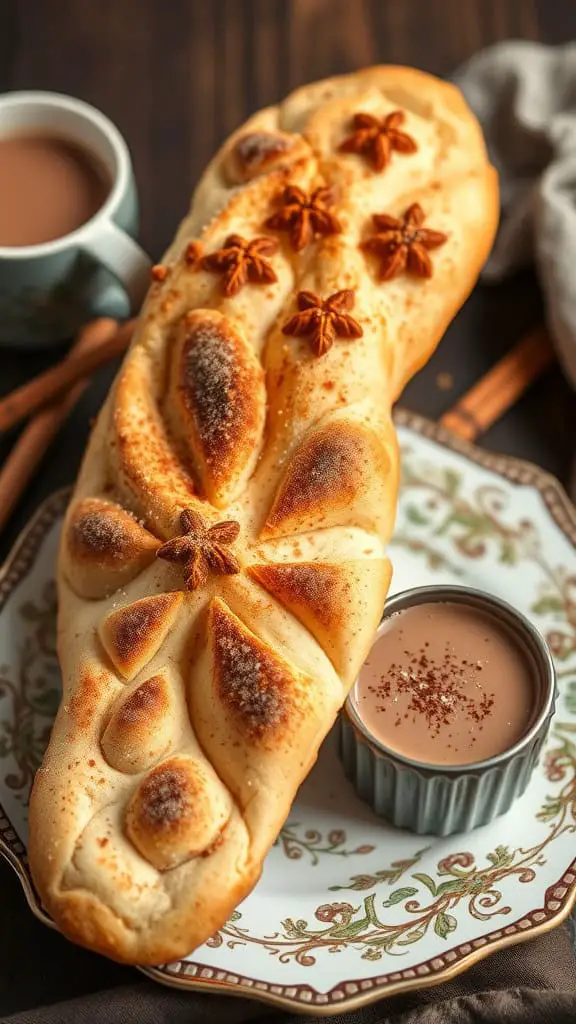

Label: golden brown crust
[125,756,232,871]
[248,557,392,683]
[99,594,183,680]
[261,417,393,537]
[112,350,197,534]
[167,310,266,507]
[225,129,301,184]
[67,664,115,737]
[211,598,302,741]
[101,673,176,774]
[189,598,340,860]
[29,64,498,966]
[63,498,160,599]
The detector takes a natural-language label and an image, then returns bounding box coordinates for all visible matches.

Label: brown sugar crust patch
[223,129,311,186]
[67,665,115,737]
[99,593,183,681]
[169,310,266,508]
[248,558,392,682]
[210,598,303,742]
[113,350,197,531]
[64,498,159,599]
[229,131,295,182]
[101,673,175,774]
[249,562,344,632]
[125,755,232,871]
[262,419,389,538]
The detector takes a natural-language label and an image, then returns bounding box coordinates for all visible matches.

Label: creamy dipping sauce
[353,601,536,766]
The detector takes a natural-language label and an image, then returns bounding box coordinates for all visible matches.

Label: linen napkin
[454,40,576,389]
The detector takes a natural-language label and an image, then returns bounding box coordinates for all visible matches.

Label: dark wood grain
[1,2,576,1016]
[0,0,571,259]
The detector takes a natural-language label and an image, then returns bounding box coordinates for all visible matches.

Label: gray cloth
[454,40,576,388]
[2,923,576,1023]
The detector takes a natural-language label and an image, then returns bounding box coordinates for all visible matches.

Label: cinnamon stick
[0,317,136,434]
[439,326,554,441]
[0,319,123,534]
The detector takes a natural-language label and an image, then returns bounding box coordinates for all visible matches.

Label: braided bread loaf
[29,66,498,965]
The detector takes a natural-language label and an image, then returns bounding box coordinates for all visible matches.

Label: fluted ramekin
[339,585,557,836]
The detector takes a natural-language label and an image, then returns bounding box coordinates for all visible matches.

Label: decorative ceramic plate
[2,409,576,1016]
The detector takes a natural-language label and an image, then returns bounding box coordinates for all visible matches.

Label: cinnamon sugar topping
[184,241,202,266]
[212,605,290,737]
[138,764,191,826]
[180,323,238,444]
[70,506,128,559]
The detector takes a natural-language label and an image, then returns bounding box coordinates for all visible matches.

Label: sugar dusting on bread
[265,421,364,531]
[110,597,173,660]
[115,675,168,727]
[125,755,233,871]
[168,310,266,505]
[137,763,192,827]
[100,593,183,679]
[71,508,127,558]
[180,323,237,450]
[250,562,342,624]
[68,499,153,563]
[211,602,292,738]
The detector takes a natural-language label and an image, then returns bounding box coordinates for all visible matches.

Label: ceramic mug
[0,91,152,348]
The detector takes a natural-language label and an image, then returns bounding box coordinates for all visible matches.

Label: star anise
[339,110,417,172]
[157,509,241,591]
[282,289,363,358]
[361,203,448,281]
[264,186,342,252]
[201,234,278,297]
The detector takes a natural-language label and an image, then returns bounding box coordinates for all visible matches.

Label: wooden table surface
[0,0,572,260]
[1,0,576,1016]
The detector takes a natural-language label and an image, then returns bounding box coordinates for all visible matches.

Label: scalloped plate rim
[1,411,576,1016]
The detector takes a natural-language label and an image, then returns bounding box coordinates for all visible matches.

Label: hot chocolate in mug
[0,91,151,347]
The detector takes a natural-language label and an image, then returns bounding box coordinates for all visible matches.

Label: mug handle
[81,220,152,312]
